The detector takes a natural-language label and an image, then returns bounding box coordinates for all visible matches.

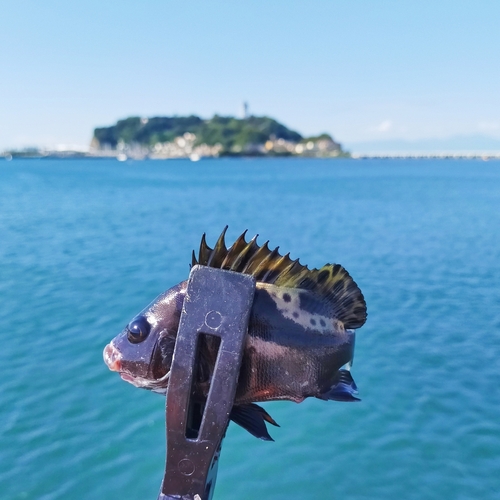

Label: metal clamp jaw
[158,266,256,500]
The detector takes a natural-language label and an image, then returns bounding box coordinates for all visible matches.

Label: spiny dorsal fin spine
[255,247,280,281]
[198,234,212,265]
[260,250,291,283]
[275,265,310,288]
[207,226,228,267]
[274,258,301,283]
[195,229,367,329]
[230,235,258,271]
[221,230,248,268]
[243,241,272,274]
[252,247,278,283]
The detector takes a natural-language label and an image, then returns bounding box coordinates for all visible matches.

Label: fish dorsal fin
[192,228,367,329]
[283,264,367,329]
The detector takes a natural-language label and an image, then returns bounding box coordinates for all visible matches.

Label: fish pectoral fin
[319,369,360,402]
[229,403,279,441]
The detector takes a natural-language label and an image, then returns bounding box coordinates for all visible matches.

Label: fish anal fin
[229,403,278,441]
[252,403,280,427]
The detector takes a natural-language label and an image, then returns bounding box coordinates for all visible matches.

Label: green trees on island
[92,114,346,157]
[94,116,204,148]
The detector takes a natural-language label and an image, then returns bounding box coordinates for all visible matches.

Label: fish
[103,228,367,441]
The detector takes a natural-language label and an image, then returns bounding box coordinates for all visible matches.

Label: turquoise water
[1,158,499,500]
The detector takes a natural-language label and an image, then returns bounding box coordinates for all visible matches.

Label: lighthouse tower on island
[241,101,249,119]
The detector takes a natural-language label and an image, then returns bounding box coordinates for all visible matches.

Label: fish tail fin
[318,369,360,402]
[229,403,279,441]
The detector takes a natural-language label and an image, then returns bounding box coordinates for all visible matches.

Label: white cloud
[374,119,393,133]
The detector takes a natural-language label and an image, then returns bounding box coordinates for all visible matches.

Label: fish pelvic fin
[229,403,279,441]
[194,228,367,329]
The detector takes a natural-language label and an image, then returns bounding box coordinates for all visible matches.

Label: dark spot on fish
[317,270,329,284]
[251,287,331,347]
[320,319,326,327]
[293,311,299,319]
[298,291,329,316]
[283,293,291,303]
[310,319,316,326]
[248,288,281,340]
[332,264,342,275]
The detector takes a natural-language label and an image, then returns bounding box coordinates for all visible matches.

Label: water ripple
[1,159,499,499]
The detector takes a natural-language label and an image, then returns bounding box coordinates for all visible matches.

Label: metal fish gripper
[157,265,256,500]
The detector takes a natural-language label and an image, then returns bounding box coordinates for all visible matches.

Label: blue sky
[1,0,499,152]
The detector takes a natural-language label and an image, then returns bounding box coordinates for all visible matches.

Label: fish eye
[127,316,151,344]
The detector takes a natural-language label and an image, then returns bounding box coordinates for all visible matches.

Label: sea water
[0,158,499,500]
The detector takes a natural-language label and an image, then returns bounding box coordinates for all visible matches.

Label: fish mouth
[103,342,171,391]
[103,343,122,372]
[119,372,136,383]
[119,370,171,390]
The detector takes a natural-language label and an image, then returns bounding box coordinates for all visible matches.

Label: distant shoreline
[2,152,500,161]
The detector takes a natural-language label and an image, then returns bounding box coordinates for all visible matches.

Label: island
[90,114,349,160]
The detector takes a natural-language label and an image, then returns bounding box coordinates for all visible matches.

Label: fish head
[103,281,187,393]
